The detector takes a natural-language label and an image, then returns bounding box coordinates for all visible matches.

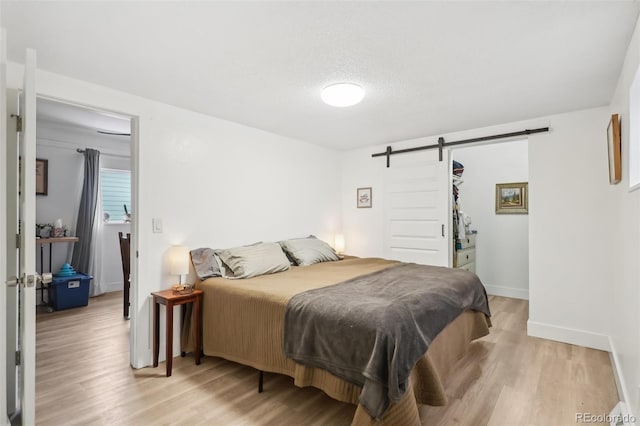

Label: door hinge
[6,275,21,287]
[16,233,20,248]
[136,250,139,258]
[15,350,21,366]
[442,224,445,237]
[11,114,22,132]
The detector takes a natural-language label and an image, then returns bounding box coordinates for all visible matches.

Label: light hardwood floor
[36,293,618,425]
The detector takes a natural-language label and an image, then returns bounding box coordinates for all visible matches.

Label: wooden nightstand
[151,289,203,377]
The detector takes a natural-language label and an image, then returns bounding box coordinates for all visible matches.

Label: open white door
[1,27,10,426]
[4,86,19,423]
[5,49,38,425]
[383,149,450,266]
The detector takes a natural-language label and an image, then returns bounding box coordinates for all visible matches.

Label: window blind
[101,169,131,222]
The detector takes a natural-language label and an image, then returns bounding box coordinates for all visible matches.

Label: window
[101,169,131,223]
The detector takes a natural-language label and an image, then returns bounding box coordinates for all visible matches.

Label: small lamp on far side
[334,234,346,255]
[168,245,190,287]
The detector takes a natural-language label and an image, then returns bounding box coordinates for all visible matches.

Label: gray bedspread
[283,262,490,420]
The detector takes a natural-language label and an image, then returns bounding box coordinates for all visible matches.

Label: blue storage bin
[50,272,92,311]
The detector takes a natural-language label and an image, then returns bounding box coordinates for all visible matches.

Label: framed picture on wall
[495,182,528,214]
[607,113,621,184]
[35,158,48,196]
[357,187,372,208]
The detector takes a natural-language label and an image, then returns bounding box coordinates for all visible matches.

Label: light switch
[152,218,163,233]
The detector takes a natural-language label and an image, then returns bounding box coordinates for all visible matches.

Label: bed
[187,254,491,425]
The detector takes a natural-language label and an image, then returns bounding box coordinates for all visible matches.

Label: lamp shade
[168,245,190,276]
[334,234,346,254]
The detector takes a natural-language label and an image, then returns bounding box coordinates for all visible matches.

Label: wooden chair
[118,232,131,318]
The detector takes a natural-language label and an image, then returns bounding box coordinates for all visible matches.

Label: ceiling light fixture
[321,83,365,107]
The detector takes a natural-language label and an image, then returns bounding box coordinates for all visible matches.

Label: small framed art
[35,158,48,196]
[607,113,621,184]
[495,182,528,214]
[357,187,372,208]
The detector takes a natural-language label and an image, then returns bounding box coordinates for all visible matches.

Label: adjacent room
[34,97,132,311]
[2,1,640,426]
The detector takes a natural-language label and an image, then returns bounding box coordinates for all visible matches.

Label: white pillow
[215,242,290,279]
[279,236,340,266]
[189,248,222,280]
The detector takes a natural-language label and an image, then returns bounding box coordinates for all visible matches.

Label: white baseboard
[609,338,637,423]
[485,284,528,300]
[104,281,124,293]
[608,401,637,426]
[527,320,611,351]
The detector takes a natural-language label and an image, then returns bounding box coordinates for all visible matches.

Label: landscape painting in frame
[495,182,528,214]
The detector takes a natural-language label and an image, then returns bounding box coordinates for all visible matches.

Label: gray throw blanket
[284,263,490,420]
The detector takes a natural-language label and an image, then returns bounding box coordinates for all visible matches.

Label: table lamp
[168,245,190,292]
[334,234,346,255]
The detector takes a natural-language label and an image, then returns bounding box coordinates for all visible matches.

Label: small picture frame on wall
[607,113,621,184]
[357,187,372,208]
[36,158,48,196]
[495,182,528,214]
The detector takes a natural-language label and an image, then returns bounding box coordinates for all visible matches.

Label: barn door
[384,149,450,266]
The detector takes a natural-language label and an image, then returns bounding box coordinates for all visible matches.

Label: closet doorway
[450,139,530,300]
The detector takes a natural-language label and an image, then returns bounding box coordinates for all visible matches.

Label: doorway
[29,96,137,421]
[35,97,133,304]
[450,139,530,300]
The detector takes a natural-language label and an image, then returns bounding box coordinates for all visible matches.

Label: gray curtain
[71,149,100,273]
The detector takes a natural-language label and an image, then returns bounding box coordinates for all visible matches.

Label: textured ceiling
[3,1,639,150]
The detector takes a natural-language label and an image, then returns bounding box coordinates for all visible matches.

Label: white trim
[527,320,611,351]
[129,116,144,368]
[628,182,640,193]
[609,337,636,422]
[20,47,38,426]
[484,284,529,300]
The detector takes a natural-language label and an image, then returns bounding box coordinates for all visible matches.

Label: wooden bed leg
[258,370,264,393]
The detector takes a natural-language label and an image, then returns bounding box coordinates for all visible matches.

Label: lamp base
[172,284,193,295]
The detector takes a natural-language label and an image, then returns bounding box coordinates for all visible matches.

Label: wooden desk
[36,236,79,273]
[151,289,203,377]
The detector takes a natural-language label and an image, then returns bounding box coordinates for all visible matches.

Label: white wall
[36,120,131,294]
[8,63,342,369]
[452,140,529,300]
[524,106,621,352]
[607,11,640,418]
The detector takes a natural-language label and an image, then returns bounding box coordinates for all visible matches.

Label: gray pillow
[215,242,290,279]
[190,248,222,280]
[279,236,340,266]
